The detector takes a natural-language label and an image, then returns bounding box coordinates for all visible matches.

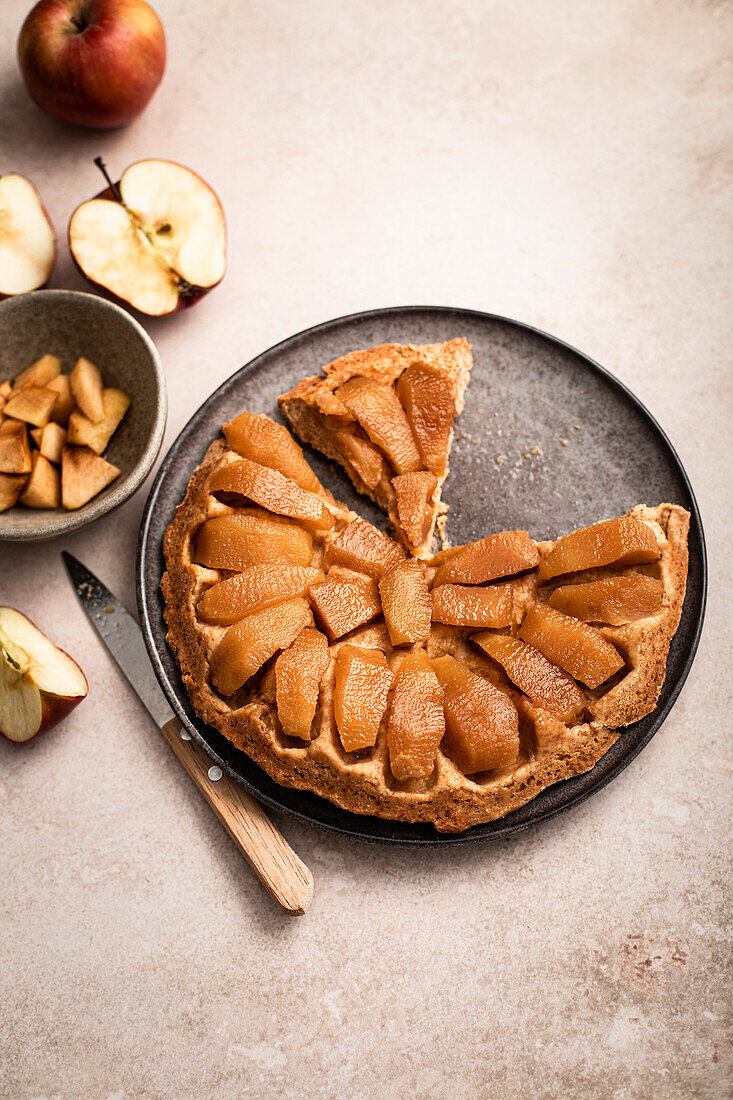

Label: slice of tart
[277,338,472,557]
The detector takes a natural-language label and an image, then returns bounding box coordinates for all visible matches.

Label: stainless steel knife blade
[62,551,173,727]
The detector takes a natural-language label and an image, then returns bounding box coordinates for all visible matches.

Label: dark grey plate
[136,306,706,846]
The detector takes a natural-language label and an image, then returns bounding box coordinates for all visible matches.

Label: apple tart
[162,342,689,832]
[278,338,472,556]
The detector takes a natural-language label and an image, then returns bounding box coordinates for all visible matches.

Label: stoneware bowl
[0,289,166,541]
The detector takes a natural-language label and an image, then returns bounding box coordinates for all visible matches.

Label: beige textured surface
[0,1,730,1097]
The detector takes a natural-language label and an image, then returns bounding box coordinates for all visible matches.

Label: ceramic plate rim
[136,305,706,846]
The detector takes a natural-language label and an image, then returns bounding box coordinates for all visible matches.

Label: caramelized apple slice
[275,628,330,739]
[0,473,27,512]
[335,377,422,474]
[378,560,431,645]
[222,409,321,493]
[391,471,438,548]
[324,517,405,579]
[432,530,540,586]
[333,427,385,489]
[387,650,444,781]
[395,362,456,476]
[194,510,313,571]
[198,563,323,624]
[518,603,624,689]
[0,420,32,474]
[210,598,311,696]
[308,568,381,641]
[209,457,334,532]
[431,582,513,628]
[333,644,393,751]
[3,385,57,428]
[546,574,663,625]
[432,654,519,773]
[538,516,661,583]
[472,632,585,723]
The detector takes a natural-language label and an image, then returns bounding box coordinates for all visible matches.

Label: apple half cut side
[0,174,57,299]
[68,158,226,316]
[0,607,87,743]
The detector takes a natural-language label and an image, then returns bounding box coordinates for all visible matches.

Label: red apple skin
[0,607,88,744]
[17,0,166,130]
[0,692,85,744]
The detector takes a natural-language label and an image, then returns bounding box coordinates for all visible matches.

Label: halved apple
[0,607,87,743]
[0,174,56,299]
[69,158,226,317]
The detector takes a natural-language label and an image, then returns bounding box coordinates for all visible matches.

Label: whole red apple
[17,0,166,129]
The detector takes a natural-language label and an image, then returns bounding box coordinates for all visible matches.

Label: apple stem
[93,156,122,203]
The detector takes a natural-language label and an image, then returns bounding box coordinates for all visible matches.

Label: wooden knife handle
[160,717,313,914]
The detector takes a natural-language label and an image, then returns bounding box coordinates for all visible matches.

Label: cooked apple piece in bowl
[0,474,28,512]
[0,420,32,474]
[37,422,67,465]
[69,357,104,423]
[388,649,445,781]
[546,574,663,624]
[20,453,60,509]
[432,530,540,586]
[3,384,57,428]
[391,471,438,549]
[198,563,323,625]
[323,518,405,579]
[61,446,120,510]
[14,354,61,390]
[0,352,132,513]
[46,374,75,426]
[538,516,660,583]
[194,511,314,571]
[472,632,585,724]
[432,654,520,774]
[210,598,312,696]
[431,582,513,629]
[333,645,393,752]
[518,603,624,689]
[67,388,131,455]
[275,628,330,740]
[378,560,431,645]
[208,457,334,532]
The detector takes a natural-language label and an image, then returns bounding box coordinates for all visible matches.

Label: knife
[62,551,313,915]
